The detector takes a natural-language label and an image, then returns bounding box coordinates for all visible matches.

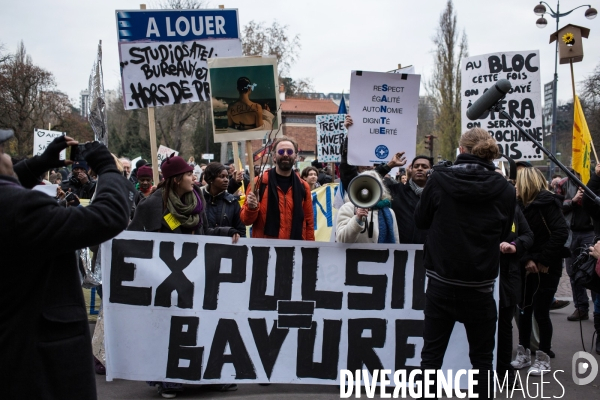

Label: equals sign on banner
[277,300,315,329]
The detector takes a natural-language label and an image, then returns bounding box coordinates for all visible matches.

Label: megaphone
[347,174,383,209]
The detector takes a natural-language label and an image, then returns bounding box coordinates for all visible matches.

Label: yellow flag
[572,96,592,184]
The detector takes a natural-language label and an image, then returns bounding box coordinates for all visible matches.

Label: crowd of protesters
[2,120,600,399]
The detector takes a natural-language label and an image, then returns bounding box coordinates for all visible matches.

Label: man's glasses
[277,149,295,156]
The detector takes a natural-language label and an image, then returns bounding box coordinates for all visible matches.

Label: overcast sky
[1,0,598,107]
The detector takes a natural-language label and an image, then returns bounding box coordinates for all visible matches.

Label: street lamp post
[533,1,597,179]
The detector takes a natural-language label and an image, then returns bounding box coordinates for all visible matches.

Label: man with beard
[241,137,314,240]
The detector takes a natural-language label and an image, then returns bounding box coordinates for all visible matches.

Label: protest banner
[115,9,242,111]
[461,50,543,161]
[316,114,347,163]
[208,56,281,143]
[312,183,338,242]
[347,71,420,166]
[101,231,495,386]
[33,128,65,159]
[157,144,179,165]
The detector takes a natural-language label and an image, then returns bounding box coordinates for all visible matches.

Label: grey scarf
[409,179,424,197]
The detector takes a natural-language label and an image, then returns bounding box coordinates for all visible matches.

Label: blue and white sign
[115,9,242,110]
[347,71,420,166]
[116,10,240,42]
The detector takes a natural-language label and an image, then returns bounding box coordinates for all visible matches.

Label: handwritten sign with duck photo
[207,56,282,143]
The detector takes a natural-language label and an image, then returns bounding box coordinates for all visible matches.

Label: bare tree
[154,0,208,9]
[426,0,468,160]
[580,63,600,151]
[242,20,301,77]
[0,42,61,155]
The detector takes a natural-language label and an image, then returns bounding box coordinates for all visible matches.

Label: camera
[69,144,88,162]
[58,191,80,207]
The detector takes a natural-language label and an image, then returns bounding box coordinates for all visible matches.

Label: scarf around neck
[373,199,395,244]
[409,179,424,197]
[166,188,203,229]
[264,168,305,239]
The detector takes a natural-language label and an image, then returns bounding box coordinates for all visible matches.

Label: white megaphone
[347,174,383,239]
[347,174,383,209]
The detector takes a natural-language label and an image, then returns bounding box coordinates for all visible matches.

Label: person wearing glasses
[241,137,314,240]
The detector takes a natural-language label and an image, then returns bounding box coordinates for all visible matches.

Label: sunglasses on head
[277,149,295,156]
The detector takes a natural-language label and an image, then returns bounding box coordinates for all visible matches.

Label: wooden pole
[571,59,599,163]
[139,4,159,183]
[232,141,240,172]
[246,141,255,192]
[148,107,159,184]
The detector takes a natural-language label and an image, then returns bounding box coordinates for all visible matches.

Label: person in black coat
[513,167,569,375]
[497,201,534,385]
[0,135,134,400]
[201,162,246,237]
[414,128,516,398]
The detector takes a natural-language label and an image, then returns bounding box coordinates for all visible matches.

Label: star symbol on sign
[379,149,386,156]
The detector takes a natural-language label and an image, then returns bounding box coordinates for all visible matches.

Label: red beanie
[161,155,193,179]
[137,165,153,179]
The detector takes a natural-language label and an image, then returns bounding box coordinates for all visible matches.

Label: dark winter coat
[128,185,235,237]
[0,161,133,399]
[499,206,534,308]
[558,177,594,232]
[519,190,569,277]
[414,153,516,287]
[582,172,600,235]
[202,187,246,237]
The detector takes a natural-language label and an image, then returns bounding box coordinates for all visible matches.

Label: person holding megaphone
[335,170,399,244]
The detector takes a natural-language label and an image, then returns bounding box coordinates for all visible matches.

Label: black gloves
[38,136,70,169]
[83,142,119,175]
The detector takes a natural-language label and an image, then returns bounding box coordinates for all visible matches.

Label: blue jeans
[420,278,497,399]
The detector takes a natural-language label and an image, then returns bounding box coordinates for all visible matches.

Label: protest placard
[157,145,179,165]
[115,9,242,110]
[316,114,347,163]
[208,56,281,143]
[461,50,543,161]
[33,128,65,159]
[101,231,495,386]
[347,71,420,166]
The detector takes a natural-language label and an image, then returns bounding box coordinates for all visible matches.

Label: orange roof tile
[280,98,339,115]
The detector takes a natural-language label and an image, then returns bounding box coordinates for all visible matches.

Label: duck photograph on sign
[208,56,281,142]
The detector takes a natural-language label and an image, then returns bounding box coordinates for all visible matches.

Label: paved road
[95,271,600,399]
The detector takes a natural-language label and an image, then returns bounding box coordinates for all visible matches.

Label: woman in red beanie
[128,155,239,398]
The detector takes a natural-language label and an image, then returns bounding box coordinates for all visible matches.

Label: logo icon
[375,145,389,160]
[572,351,598,385]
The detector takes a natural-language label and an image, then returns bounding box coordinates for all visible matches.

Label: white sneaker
[528,350,551,376]
[511,345,531,369]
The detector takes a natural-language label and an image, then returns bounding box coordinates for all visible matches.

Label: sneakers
[93,356,106,375]
[155,384,183,399]
[567,308,589,321]
[550,299,570,310]
[511,345,531,369]
[528,351,551,375]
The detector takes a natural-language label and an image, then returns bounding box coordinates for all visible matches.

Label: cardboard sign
[157,144,179,165]
[461,51,543,161]
[347,71,420,166]
[115,9,242,110]
[33,129,65,159]
[101,231,494,386]
[316,114,347,163]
